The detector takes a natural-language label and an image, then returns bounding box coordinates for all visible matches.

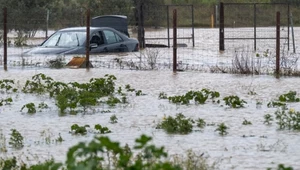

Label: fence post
[219,2,224,51]
[86,8,90,69]
[254,3,257,51]
[3,7,7,70]
[276,11,280,75]
[138,1,145,48]
[191,5,195,47]
[173,9,177,72]
[167,5,170,48]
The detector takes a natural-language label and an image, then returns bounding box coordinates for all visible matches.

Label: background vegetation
[0,0,299,38]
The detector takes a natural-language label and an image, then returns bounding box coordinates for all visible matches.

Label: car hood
[24,46,85,55]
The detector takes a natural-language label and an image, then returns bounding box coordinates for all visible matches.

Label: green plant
[264,114,273,125]
[0,79,18,93]
[56,133,64,143]
[196,118,206,128]
[125,84,135,92]
[242,119,252,125]
[168,89,220,105]
[110,114,118,124]
[156,113,194,134]
[21,103,36,114]
[267,101,286,108]
[267,164,294,170]
[223,95,246,108]
[215,123,228,136]
[65,134,180,170]
[0,98,12,107]
[38,102,49,111]
[106,96,121,107]
[278,91,300,102]
[94,124,112,134]
[159,92,168,99]
[22,73,54,94]
[274,108,300,130]
[70,124,90,135]
[1,156,18,170]
[9,129,24,149]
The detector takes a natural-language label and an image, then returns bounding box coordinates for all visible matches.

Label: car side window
[103,30,123,44]
[90,31,105,46]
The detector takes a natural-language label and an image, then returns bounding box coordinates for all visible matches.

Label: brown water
[1,28,300,169]
[1,68,300,169]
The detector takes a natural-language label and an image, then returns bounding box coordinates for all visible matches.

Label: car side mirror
[89,43,98,51]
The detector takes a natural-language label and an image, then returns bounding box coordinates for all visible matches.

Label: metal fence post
[167,5,170,48]
[3,7,7,70]
[254,3,257,51]
[276,11,280,75]
[191,5,195,47]
[86,8,90,69]
[173,9,177,72]
[219,2,224,51]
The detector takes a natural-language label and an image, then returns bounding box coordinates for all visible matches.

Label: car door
[89,31,108,53]
[102,30,128,52]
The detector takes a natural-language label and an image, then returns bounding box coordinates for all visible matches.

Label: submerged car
[24,27,139,55]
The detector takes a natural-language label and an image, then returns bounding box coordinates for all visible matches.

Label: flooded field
[1,27,300,169]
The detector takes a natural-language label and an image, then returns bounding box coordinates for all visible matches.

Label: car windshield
[42,31,86,47]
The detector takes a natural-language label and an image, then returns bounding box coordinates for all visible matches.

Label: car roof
[59,27,115,32]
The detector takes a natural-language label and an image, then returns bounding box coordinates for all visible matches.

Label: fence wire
[1,4,300,75]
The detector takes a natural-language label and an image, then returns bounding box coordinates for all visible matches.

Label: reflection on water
[0,68,300,169]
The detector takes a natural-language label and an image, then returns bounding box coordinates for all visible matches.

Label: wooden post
[173,9,177,72]
[219,2,224,51]
[86,8,90,69]
[3,7,7,70]
[276,12,280,75]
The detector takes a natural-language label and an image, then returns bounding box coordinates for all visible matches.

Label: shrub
[156,113,194,134]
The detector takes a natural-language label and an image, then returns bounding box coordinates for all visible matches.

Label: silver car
[24,27,139,55]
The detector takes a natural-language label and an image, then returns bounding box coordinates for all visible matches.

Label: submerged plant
[264,114,273,125]
[109,114,118,124]
[0,79,18,93]
[215,123,228,136]
[274,108,300,130]
[70,124,90,135]
[168,89,220,105]
[242,119,252,125]
[223,95,246,108]
[9,129,24,149]
[21,103,36,114]
[278,91,300,102]
[0,97,12,106]
[156,113,194,134]
[196,118,206,128]
[94,124,112,134]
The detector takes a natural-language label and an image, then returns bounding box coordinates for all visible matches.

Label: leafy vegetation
[274,108,300,130]
[167,89,220,105]
[156,113,194,134]
[223,95,246,108]
[215,123,229,136]
[8,129,24,149]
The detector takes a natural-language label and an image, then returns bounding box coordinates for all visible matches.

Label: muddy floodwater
[1,68,300,170]
[1,28,300,170]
